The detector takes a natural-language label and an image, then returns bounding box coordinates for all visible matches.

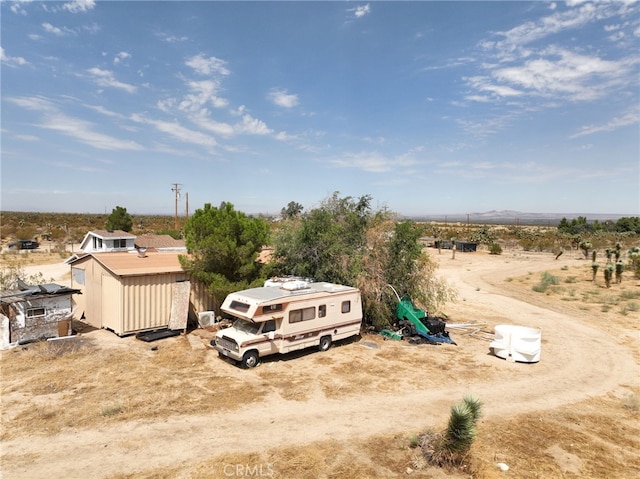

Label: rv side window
[289,306,315,323]
[262,320,276,333]
[341,301,351,313]
[230,301,250,313]
[318,304,327,318]
[262,304,283,314]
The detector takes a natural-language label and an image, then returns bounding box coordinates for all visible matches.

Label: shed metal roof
[72,251,187,277]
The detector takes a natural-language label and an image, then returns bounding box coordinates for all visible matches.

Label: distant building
[134,234,186,252]
[79,230,136,253]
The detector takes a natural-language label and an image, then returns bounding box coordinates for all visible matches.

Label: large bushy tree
[105,206,133,232]
[181,202,270,308]
[272,192,455,329]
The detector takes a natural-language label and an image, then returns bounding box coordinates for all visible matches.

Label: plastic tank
[490,325,541,363]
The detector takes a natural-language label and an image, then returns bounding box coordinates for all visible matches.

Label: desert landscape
[1,247,638,478]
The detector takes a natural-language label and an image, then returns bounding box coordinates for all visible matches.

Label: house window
[26,307,46,318]
[289,306,315,323]
[93,237,103,249]
[341,301,351,314]
[114,239,127,248]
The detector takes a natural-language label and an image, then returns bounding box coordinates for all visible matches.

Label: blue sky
[2,0,639,217]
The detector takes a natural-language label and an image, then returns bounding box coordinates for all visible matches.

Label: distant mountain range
[406,210,631,225]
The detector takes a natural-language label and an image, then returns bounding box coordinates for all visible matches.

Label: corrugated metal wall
[189,277,217,316]
[120,274,187,334]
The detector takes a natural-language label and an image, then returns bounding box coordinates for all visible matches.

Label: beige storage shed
[69,251,215,336]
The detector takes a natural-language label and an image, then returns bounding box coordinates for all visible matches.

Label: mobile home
[212,279,362,368]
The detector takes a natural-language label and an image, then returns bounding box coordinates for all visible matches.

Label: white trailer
[212,280,362,368]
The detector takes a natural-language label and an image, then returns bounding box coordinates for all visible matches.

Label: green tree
[280,201,304,219]
[615,216,640,234]
[181,202,270,308]
[272,192,455,329]
[273,192,371,285]
[105,206,133,232]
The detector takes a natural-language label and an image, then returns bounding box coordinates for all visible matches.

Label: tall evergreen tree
[105,206,133,232]
[181,202,270,308]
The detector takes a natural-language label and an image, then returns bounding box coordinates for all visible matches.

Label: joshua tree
[579,241,592,259]
[615,261,624,284]
[629,247,640,278]
[604,264,614,288]
[591,262,599,282]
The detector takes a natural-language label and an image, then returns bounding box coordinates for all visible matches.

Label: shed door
[101,274,122,334]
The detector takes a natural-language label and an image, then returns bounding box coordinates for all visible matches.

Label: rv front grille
[218,336,239,351]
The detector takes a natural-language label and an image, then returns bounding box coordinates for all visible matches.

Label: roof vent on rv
[280,280,310,291]
[136,247,148,258]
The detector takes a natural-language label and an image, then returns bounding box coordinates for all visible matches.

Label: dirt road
[2,251,638,478]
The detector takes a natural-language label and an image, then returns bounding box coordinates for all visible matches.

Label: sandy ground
[1,250,638,478]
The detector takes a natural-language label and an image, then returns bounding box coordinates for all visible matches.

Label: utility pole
[171,183,181,230]
[185,192,189,221]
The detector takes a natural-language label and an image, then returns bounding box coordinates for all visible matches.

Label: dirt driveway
[1,250,638,478]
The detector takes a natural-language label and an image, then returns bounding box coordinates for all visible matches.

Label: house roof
[71,251,187,277]
[90,229,136,239]
[134,234,186,250]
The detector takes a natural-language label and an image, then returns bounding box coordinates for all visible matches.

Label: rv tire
[241,350,259,369]
[319,335,332,352]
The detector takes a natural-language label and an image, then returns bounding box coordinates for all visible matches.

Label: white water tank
[490,325,541,363]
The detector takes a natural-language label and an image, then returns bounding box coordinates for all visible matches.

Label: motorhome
[212,279,363,368]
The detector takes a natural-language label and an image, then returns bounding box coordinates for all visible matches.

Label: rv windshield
[233,319,261,335]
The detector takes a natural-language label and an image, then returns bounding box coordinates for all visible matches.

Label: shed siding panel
[101,274,122,333]
[82,260,104,328]
[190,278,217,316]
[121,274,186,334]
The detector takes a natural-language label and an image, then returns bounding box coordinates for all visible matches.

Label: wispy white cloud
[131,113,217,150]
[466,76,523,98]
[349,4,371,19]
[10,0,32,15]
[62,0,95,14]
[235,114,272,136]
[186,53,230,76]
[86,67,137,93]
[42,22,68,36]
[570,110,639,138]
[157,33,188,43]
[7,95,144,151]
[268,89,299,108]
[328,149,420,173]
[489,47,632,101]
[0,47,28,67]
[113,51,131,65]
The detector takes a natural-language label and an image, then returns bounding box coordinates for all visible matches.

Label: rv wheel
[241,350,259,368]
[319,336,332,352]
